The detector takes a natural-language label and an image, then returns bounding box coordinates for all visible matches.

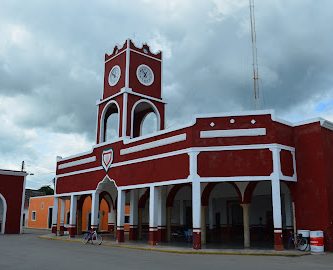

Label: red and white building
[0,169,27,234]
[53,40,333,251]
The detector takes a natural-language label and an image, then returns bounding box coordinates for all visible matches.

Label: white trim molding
[58,156,96,170]
[121,133,186,155]
[58,150,93,162]
[0,193,7,234]
[20,175,26,234]
[57,143,295,180]
[200,128,266,138]
[54,190,96,198]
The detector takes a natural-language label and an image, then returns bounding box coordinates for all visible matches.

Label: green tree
[38,185,54,195]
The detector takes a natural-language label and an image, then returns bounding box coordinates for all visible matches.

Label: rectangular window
[32,211,36,221]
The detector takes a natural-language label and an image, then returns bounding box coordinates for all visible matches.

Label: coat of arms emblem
[102,148,114,172]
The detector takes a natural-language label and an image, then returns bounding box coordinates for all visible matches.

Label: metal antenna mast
[249,0,260,110]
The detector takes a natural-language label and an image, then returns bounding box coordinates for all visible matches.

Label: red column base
[193,230,201,249]
[274,230,284,251]
[129,226,138,241]
[117,228,125,243]
[108,223,115,233]
[59,225,65,236]
[148,228,158,245]
[157,227,166,242]
[51,225,57,234]
[68,226,77,238]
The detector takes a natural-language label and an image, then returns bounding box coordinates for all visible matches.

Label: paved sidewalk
[40,233,310,256]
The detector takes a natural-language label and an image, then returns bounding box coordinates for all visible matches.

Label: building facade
[28,195,130,232]
[0,169,27,234]
[52,40,333,251]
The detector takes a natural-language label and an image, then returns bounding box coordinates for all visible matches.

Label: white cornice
[58,150,93,162]
[0,170,27,177]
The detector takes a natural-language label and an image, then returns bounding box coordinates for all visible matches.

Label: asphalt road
[0,230,332,270]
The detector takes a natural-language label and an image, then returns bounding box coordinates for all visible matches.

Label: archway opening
[138,188,149,241]
[101,102,119,142]
[250,181,273,248]
[132,100,160,138]
[0,194,6,234]
[141,112,158,136]
[166,184,192,245]
[204,183,242,246]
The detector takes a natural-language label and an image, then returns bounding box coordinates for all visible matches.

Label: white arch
[99,100,121,143]
[130,99,161,138]
[96,176,118,205]
[0,193,7,234]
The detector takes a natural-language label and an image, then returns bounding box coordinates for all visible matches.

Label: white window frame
[32,211,37,221]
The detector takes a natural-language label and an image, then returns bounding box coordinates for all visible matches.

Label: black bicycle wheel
[92,234,103,245]
[82,233,90,244]
[298,238,308,251]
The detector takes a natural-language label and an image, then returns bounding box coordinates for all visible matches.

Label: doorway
[48,208,53,229]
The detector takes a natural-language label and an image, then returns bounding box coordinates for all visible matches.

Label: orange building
[27,195,130,232]
[27,195,54,229]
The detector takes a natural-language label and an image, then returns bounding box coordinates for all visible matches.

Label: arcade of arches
[54,179,294,250]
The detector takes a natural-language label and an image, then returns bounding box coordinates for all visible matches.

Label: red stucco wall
[0,173,25,234]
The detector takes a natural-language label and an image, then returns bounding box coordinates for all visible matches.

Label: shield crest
[102,148,114,172]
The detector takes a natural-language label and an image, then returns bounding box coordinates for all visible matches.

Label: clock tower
[96,39,166,143]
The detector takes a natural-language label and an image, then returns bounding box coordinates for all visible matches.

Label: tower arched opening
[100,101,120,143]
[131,100,160,138]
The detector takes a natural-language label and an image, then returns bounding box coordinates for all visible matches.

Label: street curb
[38,235,310,257]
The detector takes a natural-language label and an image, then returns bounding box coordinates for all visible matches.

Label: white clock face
[108,65,121,86]
[136,64,154,86]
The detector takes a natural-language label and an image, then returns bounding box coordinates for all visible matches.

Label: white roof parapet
[0,169,28,177]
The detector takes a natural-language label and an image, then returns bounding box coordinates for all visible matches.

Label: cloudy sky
[1,0,332,189]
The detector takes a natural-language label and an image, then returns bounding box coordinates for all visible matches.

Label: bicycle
[288,233,309,251]
[82,229,103,245]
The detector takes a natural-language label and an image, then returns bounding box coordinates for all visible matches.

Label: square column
[192,180,201,249]
[272,178,283,250]
[149,186,159,245]
[108,210,116,234]
[51,197,58,234]
[179,200,184,226]
[189,151,201,249]
[157,186,166,242]
[91,192,99,230]
[117,189,125,242]
[69,195,77,237]
[241,203,250,248]
[129,189,139,240]
[166,206,172,242]
[201,206,206,245]
[271,147,284,251]
[59,198,66,236]
[208,198,214,230]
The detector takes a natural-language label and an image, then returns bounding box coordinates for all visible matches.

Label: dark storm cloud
[1,0,332,187]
